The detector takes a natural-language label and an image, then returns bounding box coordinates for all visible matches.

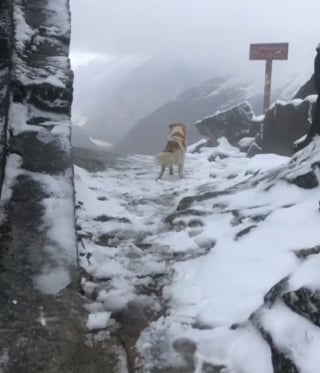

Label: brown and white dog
[156,123,187,180]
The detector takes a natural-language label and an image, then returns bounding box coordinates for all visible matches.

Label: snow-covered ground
[74,138,320,372]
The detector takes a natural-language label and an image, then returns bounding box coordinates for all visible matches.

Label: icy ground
[74,138,320,372]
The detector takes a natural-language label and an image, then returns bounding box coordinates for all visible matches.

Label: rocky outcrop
[195,101,260,147]
[0,0,12,191]
[293,75,316,99]
[261,98,315,156]
[0,2,122,372]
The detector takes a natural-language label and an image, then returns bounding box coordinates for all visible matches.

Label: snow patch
[86,311,112,331]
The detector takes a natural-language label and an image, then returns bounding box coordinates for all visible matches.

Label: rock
[0,0,11,190]
[247,142,262,158]
[283,287,320,327]
[263,277,289,307]
[293,245,320,258]
[238,136,255,151]
[234,225,257,240]
[0,2,125,372]
[165,209,208,225]
[293,75,316,99]
[93,215,131,224]
[261,99,313,156]
[195,102,255,147]
[9,131,71,174]
[262,330,299,373]
[287,169,319,189]
[177,190,231,211]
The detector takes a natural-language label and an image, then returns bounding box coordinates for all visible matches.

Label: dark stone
[10,132,71,174]
[234,225,257,240]
[287,170,318,189]
[248,121,263,138]
[283,287,320,327]
[247,142,262,158]
[263,277,289,307]
[95,233,116,247]
[114,299,166,373]
[261,100,312,156]
[249,212,270,223]
[0,0,11,193]
[177,190,231,211]
[93,215,131,224]
[230,209,244,226]
[196,101,255,146]
[11,82,28,103]
[188,219,204,228]
[202,362,227,373]
[261,329,299,373]
[27,82,73,115]
[97,196,107,201]
[293,245,320,258]
[27,116,51,125]
[293,75,316,99]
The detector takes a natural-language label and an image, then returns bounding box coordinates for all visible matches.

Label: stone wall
[0,2,99,372]
[0,0,12,191]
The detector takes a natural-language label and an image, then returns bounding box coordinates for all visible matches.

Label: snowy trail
[74,140,320,373]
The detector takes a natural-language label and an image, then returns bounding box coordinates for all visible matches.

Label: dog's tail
[155,152,176,166]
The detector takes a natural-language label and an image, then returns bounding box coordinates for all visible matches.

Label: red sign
[249,43,289,60]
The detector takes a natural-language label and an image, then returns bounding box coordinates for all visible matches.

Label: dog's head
[169,123,187,135]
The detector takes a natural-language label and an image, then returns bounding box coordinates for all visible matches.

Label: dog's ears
[169,122,186,128]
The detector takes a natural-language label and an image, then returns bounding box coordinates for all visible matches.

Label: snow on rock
[0,0,78,369]
[0,1,134,372]
[195,101,256,147]
[0,0,11,190]
[261,97,314,156]
[86,311,112,331]
[0,0,76,296]
[75,137,320,371]
[238,136,255,149]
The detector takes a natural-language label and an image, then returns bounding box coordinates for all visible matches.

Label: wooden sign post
[249,43,289,113]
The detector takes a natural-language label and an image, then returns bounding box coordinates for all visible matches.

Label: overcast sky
[70,0,320,89]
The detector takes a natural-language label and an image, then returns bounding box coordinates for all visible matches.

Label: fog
[71,0,319,74]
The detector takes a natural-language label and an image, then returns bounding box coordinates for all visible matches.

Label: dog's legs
[157,166,165,180]
[178,163,184,178]
[169,166,173,175]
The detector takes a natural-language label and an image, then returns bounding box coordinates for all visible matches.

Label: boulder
[261,98,315,156]
[293,75,316,99]
[195,101,256,147]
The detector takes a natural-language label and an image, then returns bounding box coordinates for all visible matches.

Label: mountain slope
[74,138,320,372]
